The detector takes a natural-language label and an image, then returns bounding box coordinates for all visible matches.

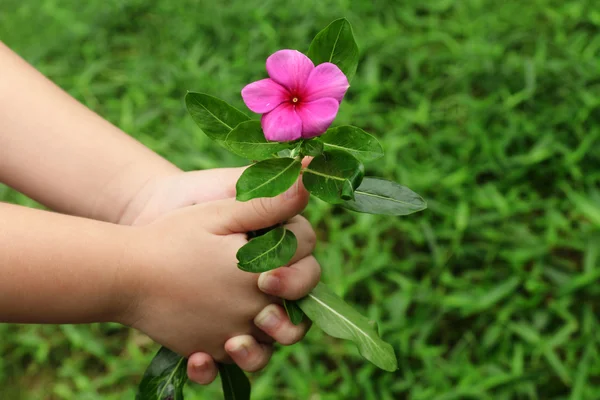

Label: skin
[0,42,320,383]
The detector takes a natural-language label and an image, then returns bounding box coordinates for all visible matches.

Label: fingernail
[193,360,207,373]
[258,273,281,294]
[229,338,249,358]
[255,308,280,331]
[283,181,298,199]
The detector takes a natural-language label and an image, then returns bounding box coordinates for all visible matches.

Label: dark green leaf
[185,92,250,142]
[225,121,294,160]
[298,283,398,372]
[318,126,384,162]
[284,299,305,325]
[303,150,364,204]
[219,363,251,400]
[237,227,297,272]
[300,139,324,157]
[236,158,302,202]
[136,347,187,400]
[342,177,427,215]
[307,18,359,81]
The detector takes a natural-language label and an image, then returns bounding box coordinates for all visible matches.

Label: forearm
[0,202,136,324]
[0,42,180,222]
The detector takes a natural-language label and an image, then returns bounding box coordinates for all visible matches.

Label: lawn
[1,0,600,399]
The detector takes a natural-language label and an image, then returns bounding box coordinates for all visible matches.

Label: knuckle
[252,198,273,221]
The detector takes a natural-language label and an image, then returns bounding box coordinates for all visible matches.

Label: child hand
[119,180,320,377]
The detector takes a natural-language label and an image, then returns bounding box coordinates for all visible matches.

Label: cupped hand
[118,164,318,384]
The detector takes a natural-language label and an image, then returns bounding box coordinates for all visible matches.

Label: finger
[284,215,317,264]
[185,167,246,202]
[209,180,309,234]
[258,256,321,300]
[254,304,311,345]
[187,352,218,385]
[224,335,273,372]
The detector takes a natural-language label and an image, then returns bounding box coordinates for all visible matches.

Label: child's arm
[0,190,320,363]
[0,41,179,223]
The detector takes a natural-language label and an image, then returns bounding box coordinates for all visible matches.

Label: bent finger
[187,352,218,385]
[224,335,273,373]
[254,304,312,345]
[258,256,321,300]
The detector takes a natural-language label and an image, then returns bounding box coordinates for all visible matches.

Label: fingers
[258,256,321,300]
[284,215,317,264]
[187,353,218,385]
[254,304,311,345]
[224,335,273,372]
[208,179,309,234]
[185,167,246,202]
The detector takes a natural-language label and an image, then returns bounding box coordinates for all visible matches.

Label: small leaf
[284,299,305,325]
[301,139,324,157]
[237,227,297,272]
[136,347,187,400]
[185,92,250,142]
[298,282,398,371]
[219,363,251,400]
[236,158,302,202]
[225,121,294,160]
[303,150,364,204]
[342,177,427,216]
[308,18,360,81]
[318,126,384,162]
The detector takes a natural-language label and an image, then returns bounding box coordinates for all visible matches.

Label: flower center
[292,97,299,103]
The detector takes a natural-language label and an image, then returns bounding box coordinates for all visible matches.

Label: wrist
[91,161,181,225]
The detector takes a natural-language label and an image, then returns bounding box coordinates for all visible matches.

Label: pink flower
[241,49,350,142]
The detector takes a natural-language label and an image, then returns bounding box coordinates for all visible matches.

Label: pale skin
[0,42,320,384]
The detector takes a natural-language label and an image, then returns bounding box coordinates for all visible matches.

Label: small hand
[119,164,318,384]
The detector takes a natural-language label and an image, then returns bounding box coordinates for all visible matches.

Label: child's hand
[119,175,319,382]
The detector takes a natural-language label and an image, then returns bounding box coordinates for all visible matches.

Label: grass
[1,0,600,398]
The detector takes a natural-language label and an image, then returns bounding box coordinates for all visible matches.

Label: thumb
[209,180,309,234]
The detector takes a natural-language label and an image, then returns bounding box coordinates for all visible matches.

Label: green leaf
[219,363,251,400]
[307,18,359,81]
[318,126,384,162]
[185,92,250,142]
[300,139,324,157]
[136,347,187,400]
[342,177,427,216]
[284,299,305,325]
[237,227,297,272]
[298,282,398,371]
[225,120,294,160]
[303,150,364,204]
[236,158,302,202]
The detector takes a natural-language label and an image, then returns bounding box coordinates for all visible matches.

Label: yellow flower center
[292,97,299,103]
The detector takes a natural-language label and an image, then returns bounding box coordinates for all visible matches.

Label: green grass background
[1,0,600,398]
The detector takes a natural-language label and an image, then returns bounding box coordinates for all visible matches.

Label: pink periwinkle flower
[241,49,350,142]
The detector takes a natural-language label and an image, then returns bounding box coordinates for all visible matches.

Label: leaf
[298,282,398,371]
[225,120,295,160]
[237,227,298,272]
[219,363,251,400]
[318,126,384,162]
[303,150,364,204]
[136,347,187,400]
[284,299,305,325]
[300,139,324,157]
[236,158,302,202]
[342,177,427,215]
[185,92,250,142]
[308,18,360,81]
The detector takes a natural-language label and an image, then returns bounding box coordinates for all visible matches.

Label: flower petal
[266,50,314,93]
[241,78,290,114]
[303,63,350,102]
[261,103,303,142]
[296,98,340,139]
